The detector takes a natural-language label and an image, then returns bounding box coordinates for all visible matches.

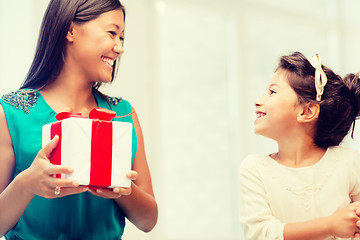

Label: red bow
[55,107,117,121]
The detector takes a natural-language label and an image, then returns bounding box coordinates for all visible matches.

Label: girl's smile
[254,69,302,140]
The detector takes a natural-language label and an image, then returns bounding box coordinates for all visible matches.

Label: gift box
[42,108,133,188]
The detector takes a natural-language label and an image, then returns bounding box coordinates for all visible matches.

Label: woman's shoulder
[103,94,125,106]
[0,88,39,114]
[95,91,130,106]
[94,91,133,119]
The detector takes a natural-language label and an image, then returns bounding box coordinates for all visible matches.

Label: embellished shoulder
[0,89,39,114]
[105,95,123,106]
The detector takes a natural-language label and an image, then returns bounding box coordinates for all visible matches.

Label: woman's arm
[0,105,87,236]
[114,108,158,232]
[89,107,158,232]
[0,104,32,236]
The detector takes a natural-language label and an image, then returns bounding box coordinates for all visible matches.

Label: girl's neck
[272,137,327,168]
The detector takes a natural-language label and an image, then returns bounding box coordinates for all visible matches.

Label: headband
[308,53,328,101]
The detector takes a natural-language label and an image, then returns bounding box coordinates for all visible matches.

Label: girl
[239,52,360,239]
[0,0,157,239]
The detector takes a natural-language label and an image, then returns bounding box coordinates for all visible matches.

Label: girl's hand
[88,171,137,199]
[327,202,360,238]
[353,208,360,238]
[21,135,88,198]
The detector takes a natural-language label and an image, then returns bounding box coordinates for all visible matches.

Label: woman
[0,0,158,239]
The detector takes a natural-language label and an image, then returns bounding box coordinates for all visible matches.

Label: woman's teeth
[101,57,114,67]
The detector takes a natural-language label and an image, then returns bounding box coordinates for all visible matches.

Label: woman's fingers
[126,170,138,180]
[45,186,88,199]
[113,187,132,195]
[87,171,136,199]
[45,165,74,175]
[38,135,59,158]
[88,187,131,199]
[44,178,80,189]
[55,186,88,197]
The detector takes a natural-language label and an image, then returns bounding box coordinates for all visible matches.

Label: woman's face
[254,69,303,141]
[66,9,125,83]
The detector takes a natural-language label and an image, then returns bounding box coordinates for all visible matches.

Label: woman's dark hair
[278,52,360,149]
[21,0,125,91]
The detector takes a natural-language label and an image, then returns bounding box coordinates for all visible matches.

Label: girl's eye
[269,89,276,95]
[120,37,124,45]
[109,31,117,37]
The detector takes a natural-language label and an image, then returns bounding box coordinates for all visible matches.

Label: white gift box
[42,116,132,188]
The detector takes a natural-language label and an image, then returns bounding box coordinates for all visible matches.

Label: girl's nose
[254,96,263,107]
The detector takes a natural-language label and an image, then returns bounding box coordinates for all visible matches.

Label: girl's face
[66,9,125,83]
[254,69,303,141]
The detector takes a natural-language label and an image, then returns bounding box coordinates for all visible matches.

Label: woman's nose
[113,40,124,55]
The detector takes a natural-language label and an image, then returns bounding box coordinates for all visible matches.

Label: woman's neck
[40,71,98,116]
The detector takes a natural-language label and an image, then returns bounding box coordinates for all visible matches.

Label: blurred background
[1,0,360,239]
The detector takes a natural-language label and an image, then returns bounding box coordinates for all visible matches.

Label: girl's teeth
[257,113,265,118]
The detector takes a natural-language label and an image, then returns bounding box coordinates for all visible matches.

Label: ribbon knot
[55,107,122,121]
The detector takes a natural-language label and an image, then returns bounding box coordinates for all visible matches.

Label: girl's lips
[255,111,266,119]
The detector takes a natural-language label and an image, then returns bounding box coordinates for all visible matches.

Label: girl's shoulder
[240,153,270,171]
[329,145,360,161]
[327,146,360,175]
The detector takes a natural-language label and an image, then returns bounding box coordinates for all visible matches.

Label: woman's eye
[120,37,124,45]
[109,31,117,36]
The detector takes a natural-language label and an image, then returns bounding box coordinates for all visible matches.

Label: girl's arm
[0,105,86,236]
[284,202,360,240]
[239,156,285,239]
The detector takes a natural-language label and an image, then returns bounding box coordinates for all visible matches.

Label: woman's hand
[88,171,137,199]
[21,135,88,198]
[326,202,360,238]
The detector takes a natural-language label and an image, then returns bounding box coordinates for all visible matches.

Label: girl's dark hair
[278,52,360,149]
[21,0,125,91]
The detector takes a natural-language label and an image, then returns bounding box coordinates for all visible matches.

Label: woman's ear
[297,102,320,123]
[66,22,75,42]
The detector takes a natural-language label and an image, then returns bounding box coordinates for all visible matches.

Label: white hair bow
[308,53,328,101]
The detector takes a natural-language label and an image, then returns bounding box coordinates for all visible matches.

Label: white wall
[1,0,360,240]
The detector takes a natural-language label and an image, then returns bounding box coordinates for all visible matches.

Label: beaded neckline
[1,89,123,114]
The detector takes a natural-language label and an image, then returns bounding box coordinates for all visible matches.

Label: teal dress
[0,89,137,240]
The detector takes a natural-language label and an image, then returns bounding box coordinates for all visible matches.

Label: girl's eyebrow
[269,83,280,88]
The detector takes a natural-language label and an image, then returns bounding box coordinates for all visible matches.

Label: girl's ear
[298,102,320,123]
[66,22,75,42]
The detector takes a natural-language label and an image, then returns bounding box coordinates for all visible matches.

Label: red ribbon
[55,107,117,121]
[50,122,62,179]
[50,107,128,188]
[90,120,112,187]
